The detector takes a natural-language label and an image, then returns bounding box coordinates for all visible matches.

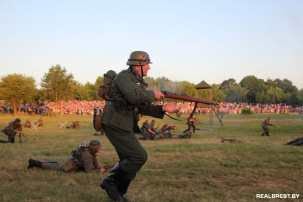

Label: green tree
[84,82,98,100]
[177,81,196,97]
[226,84,248,103]
[255,91,270,104]
[93,76,105,100]
[265,78,278,88]
[298,89,303,106]
[71,81,89,100]
[240,76,267,103]
[0,74,36,116]
[41,65,74,117]
[219,78,236,90]
[212,87,227,102]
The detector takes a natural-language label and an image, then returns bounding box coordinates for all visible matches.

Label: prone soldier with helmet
[27,139,106,173]
[24,119,32,128]
[99,51,180,201]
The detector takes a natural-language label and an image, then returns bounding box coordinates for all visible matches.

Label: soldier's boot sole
[121,196,131,202]
[100,179,123,201]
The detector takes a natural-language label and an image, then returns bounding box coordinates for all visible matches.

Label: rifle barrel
[162,91,218,105]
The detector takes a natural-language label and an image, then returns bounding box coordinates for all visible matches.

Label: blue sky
[1,0,302,89]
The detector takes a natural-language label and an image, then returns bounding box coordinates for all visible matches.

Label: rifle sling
[164,102,198,121]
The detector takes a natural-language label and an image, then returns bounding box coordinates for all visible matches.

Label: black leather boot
[118,178,131,202]
[100,163,126,201]
[28,159,43,169]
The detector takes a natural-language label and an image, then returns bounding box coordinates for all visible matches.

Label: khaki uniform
[261,117,272,136]
[102,69,164,180]
[41,150,99,173]
[2,121,18,143]
[24,119,32,128]
[183,115,196,133]
[37,118,44,126]
[144,122,156,140]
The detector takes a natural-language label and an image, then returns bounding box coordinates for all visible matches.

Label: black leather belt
[108,101,116,106]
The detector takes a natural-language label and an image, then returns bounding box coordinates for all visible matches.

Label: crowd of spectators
[1,100,302,115]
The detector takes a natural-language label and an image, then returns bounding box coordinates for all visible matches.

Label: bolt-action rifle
[16,124,26,143]
[161,91,223,126]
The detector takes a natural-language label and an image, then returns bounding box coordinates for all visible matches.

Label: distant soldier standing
[183,114,196,133]
[261,117,274,136]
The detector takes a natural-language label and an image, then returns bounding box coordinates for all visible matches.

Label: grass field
[0,112,302,201]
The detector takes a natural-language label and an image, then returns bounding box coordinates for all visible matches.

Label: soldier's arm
[82,156,94,173]
[115,72,155,105]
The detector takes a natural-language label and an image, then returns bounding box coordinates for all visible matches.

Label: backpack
[98,70,117,100]
[93,70,117,131]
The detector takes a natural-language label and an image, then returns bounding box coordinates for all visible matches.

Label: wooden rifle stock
[162,91,219,105]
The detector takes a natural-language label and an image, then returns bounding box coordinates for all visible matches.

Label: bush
[241,108,253,115]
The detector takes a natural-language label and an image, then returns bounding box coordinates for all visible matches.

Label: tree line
[0,64,302,116]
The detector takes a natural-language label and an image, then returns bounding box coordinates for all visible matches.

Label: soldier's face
[142,64,150,77]
[134,64,150,77]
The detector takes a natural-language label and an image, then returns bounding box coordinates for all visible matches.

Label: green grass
[0,112,302,201]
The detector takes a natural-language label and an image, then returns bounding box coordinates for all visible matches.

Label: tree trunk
[13,99,17,117]
[55,92,58,117]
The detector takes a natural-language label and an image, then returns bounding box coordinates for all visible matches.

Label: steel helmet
[14,118,21,123]
[126,51,152,66]
[89,139,101,150]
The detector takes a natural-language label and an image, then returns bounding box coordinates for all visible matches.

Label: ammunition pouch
[108,99,136,113]
[62,157,77,172]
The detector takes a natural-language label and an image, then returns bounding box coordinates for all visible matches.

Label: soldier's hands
[162,102,180,113]
[100,167,106,172]
[153,90,164,100]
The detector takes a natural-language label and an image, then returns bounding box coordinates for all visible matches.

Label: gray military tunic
[102,69,164,180]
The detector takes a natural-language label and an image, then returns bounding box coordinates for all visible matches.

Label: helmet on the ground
[89,139,101,150]
[126,51,152,66]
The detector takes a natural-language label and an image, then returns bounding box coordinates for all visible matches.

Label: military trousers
[103,124,148,180]
[41,162,64,171]
[8,136,15,143]
[262,125,270,133]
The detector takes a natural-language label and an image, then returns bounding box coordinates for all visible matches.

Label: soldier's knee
[139,148,148,165]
